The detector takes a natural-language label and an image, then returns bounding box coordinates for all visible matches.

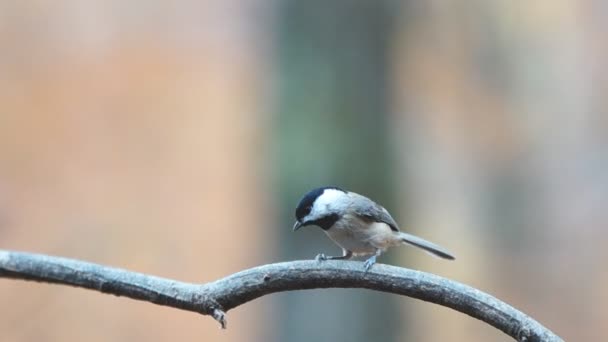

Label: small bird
[293,186,455,270]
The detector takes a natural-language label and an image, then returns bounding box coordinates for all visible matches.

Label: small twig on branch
[0,250,562,341]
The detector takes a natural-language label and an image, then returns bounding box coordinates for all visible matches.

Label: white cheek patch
[310,189,349,219]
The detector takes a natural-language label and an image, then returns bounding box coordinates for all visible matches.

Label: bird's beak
[293,221,303,231]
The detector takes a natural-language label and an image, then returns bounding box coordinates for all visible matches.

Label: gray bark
[0,250,562,341]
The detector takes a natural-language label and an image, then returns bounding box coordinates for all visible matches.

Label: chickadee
[293,186,455,270]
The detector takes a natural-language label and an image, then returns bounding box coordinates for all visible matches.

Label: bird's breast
[324,214,402,254]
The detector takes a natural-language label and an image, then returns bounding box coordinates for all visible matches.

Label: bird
[293,186,455,270]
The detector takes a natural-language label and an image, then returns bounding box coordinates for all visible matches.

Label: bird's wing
[348,192,400,232]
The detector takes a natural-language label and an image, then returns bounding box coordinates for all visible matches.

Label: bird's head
[293,186,348,231]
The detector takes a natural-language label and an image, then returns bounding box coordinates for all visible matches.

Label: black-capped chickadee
[293,186,455,270]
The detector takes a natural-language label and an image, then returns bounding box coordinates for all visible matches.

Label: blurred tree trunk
[275,1,401,341]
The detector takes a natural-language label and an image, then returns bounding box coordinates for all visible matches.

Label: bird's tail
[398,232,455,260]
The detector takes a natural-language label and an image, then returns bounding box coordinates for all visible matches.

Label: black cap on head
[294,186,345,221]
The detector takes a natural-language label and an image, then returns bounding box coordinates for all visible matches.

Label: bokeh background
[0,1,606,341]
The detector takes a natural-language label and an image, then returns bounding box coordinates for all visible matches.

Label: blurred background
[0,1,606,341]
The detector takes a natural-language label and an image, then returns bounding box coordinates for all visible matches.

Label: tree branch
[0,250,561,341]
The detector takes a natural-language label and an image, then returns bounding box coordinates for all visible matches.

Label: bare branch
[0,250,562,341]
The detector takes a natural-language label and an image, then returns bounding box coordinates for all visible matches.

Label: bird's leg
[363,249,383,271]
[316,249,352,261]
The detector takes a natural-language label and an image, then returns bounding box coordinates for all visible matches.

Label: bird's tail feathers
[398,232,455,260]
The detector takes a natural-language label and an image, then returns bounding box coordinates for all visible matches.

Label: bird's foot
[363,255,377,271]
[315,253,327,262]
